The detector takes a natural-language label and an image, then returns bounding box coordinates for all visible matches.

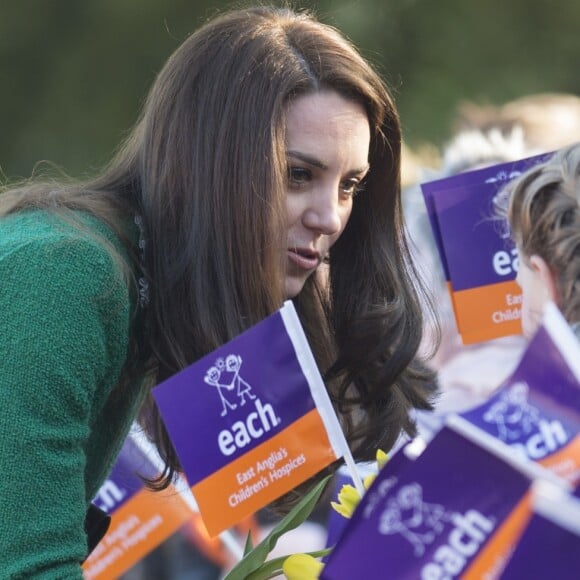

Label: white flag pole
[280,302,366,496]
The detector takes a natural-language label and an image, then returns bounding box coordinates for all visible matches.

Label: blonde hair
[506,142,580,324]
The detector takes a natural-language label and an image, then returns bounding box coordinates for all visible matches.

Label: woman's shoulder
[0,208,133,302]
[0,207,123,250]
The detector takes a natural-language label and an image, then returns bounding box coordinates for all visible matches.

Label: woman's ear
[529,254,559,303]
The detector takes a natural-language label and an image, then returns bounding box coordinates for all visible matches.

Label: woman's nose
[302,187,343,235]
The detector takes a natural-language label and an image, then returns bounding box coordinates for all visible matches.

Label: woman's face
[283,90,371,298]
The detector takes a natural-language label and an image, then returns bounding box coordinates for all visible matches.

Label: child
[503,142,580,338]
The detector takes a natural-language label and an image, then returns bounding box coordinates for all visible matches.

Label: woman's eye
[340,179,363,198]
[288,167,311,188]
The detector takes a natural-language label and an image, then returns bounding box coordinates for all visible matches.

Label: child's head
[504,142,580,336]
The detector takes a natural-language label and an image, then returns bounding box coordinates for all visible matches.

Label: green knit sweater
[0,209,145,578]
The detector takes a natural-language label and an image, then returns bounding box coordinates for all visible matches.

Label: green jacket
[0,209,145,578]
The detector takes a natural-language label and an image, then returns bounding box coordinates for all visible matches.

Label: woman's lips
[287,248,320,270]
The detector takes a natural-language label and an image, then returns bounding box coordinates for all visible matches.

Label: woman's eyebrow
[351,163,371,176]
[287,150,328,170]
[287,150,370,175]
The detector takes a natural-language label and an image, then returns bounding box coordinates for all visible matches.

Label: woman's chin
[284,276,308,299]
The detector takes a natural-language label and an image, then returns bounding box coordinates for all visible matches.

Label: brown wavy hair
[505,142,580,325]
[0,5,435,505]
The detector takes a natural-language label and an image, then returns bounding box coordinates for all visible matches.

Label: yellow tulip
[331,449,389,519]
[363,473,376,489]
[283,553,324,579]
[330,483,360,518]
[376,449,389,470]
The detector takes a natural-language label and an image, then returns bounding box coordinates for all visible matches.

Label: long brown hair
[1,5,435,500]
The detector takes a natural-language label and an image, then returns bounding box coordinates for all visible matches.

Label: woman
[0,6,434,575]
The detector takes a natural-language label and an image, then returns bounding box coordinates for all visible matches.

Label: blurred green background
[1,0,579,180]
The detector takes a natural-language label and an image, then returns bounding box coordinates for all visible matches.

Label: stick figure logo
[378,483,451,556]
[483,382,540,441]
[204,354,256,417]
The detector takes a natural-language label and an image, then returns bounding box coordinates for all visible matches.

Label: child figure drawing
[204,355,256,416]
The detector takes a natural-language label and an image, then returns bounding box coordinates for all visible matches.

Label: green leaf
[243,530,254,556]
[224,474,332,580]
